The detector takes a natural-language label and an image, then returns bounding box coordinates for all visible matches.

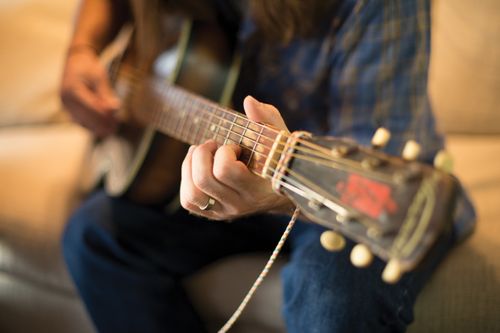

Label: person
[60,0,476,332]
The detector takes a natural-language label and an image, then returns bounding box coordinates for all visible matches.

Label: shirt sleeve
[328,0,443,163]
[328,0,476,239]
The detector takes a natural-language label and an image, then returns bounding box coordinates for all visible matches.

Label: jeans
[63,190,454,333]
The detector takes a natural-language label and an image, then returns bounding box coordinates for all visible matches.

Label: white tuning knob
[402,140,421,161]
[382,259,403,284]
[371,127,391,148]
[350,244,373,268]
[434,150,454,173]
[320,231,346,252]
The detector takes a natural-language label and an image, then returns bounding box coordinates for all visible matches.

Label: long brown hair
[250,0,337,43]
[129,0,337,54]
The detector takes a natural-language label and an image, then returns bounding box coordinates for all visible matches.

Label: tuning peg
[434,150,454,173]
[320,231,346,252]
[308,199,323,211]
[402,140,421,161]
[382,259,403,284]
[350,244,373,268]
[371,127,391,148]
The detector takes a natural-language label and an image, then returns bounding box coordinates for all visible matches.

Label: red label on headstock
[336,174,397,219]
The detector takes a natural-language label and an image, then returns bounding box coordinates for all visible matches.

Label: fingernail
[246,95,257,103]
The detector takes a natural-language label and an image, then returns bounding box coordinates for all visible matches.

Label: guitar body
[100,20,238,206]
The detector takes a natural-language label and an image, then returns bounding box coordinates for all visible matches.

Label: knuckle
[213,162,232,182]
[192,172,212,190]
[180,187,198,207]
[180,193,197,211]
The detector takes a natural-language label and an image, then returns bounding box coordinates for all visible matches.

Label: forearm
[70,0,131,53]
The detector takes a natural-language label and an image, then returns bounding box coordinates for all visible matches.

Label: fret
[192,101,204,145]
[174,95,188,139]
[223,112,236,145]
[187,99,200,145]
[203,105,215,144]
[239,119,250,145]
[247,125,264,167]
[177,90,190,137]
[157,84,170,131]
[165,87,178,127]
[178,98,192,141]
[212,108,223,143]
[163,88,177,134]
[142,79,280,163]
[190,99,205,144]
[160,95,171,132]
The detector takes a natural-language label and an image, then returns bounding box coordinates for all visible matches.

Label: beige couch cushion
[0,124,91,291]
[0,0,78,126]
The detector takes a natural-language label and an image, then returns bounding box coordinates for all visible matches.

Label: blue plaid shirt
[235,0,475,239]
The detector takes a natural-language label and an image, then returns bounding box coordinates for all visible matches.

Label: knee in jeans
[62,192,113,271]
[281,245,409,333]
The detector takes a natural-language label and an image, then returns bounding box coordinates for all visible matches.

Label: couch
[0,0,499,332]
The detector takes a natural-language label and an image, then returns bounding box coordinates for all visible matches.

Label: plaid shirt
[235,0,475,239]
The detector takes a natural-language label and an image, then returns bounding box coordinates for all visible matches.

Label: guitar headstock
[269,128,458,283]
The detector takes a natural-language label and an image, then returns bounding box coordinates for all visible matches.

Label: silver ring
[199,197,216,211]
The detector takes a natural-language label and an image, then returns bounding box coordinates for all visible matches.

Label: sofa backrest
[429,0,500,135]
[1,0,498,135]
[0,0,78,127]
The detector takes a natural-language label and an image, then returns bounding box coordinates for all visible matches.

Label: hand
[60,46,120,137]
[180,96,294,220]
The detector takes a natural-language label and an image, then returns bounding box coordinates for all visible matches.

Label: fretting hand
[180,96,294,220]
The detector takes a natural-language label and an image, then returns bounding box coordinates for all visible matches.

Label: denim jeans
[63,190,454,333]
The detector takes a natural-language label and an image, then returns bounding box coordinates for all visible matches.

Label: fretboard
[137,78,279,175]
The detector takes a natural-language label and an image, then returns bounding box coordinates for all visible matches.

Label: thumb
[96,73,120,112]
[243,96,288,132]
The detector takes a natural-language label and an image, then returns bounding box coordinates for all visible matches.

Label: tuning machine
[382,259,403,284]
[402,140,421,161]
[320,231,346,252]
[434,150,454,173]
[371,127,391,149]
[363,127,391,170]
[331,144,357,158]
[350,244,374,268]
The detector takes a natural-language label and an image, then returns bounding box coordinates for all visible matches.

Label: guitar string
[111,70,329,195]
[150,109,394,185]
[117,69,396,183]
[170,115,392,185]
[119,70,280,143]
[119,70,348,158]
[114,69,399,227]
[120,69,371,171]
[122,73,349,172]
[168,120,393,206]
[117,67,377,164]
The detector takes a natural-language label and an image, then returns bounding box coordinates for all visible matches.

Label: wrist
[269,197,296,216]
[67,42,100,57]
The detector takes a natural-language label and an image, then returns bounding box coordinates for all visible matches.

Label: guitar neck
[137,78,279,176]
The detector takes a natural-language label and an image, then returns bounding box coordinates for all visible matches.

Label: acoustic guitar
[95,19,458,283]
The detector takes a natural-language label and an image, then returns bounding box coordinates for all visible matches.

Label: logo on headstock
[336,174,397,219]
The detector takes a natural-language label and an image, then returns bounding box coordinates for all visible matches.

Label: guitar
[96,19,458,283]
